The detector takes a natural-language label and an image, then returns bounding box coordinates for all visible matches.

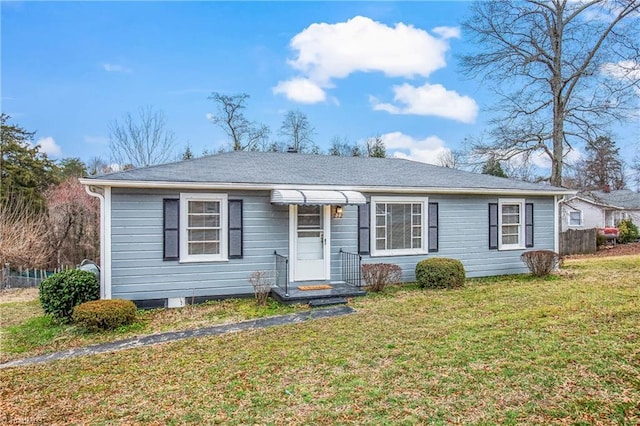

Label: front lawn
[1,255,639,424]
[0,293,306,364]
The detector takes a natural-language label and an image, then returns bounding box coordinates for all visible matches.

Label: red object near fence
[598,227,619,243]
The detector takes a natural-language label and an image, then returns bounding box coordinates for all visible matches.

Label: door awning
[271,189,366,205]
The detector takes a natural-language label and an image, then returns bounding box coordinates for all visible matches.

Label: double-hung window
[180,193,228,262]
[568,211,582,227]
[498,198,525,250]
[371,197,428,256]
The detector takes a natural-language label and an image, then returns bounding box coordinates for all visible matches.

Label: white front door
[291,205,330,281]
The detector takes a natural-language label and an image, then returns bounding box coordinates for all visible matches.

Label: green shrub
[39,269,100,322]
[415,258,465,289]
[617,219,639,244]
[596,232,606,247]
[72,299,137,331]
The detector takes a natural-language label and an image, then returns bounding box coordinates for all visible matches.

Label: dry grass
[1,255,639,424]
[0,295,306,364]
[0,287,38,304]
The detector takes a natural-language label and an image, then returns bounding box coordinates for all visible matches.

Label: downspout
[84,185,111,299]
[554,195,561,255]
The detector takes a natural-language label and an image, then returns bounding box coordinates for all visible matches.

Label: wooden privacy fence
[559,228,597,256]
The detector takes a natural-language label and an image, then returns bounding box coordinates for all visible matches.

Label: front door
[291,205,330,281]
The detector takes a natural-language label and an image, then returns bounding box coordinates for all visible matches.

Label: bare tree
[632,143,640,191]
[109,106,176,168]
[461,0,640,186]
[208,92,270,151]
[328,136,354,156]
[436,150,465,169]
[86,156,112,175]
[279,110,317,153]
[45,178,100,268]
[573,136,626,190]
[0,195,52,269]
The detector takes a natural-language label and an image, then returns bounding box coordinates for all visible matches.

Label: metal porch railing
[340,249,362,287]
[274,251,289,297]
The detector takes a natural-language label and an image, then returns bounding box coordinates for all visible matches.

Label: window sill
[179,257,228,263]
[498,245,526,251]
[370,249,428,257]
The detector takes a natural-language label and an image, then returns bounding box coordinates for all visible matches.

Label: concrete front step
[308,297,348,307]
[270,282,366,305]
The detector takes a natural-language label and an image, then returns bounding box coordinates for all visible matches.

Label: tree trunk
[550,6,564,188]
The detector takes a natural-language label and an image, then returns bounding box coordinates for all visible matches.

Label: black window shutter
[525,203,534,248]
[358,203,370,254]
[228,200,243,259]
[163,199,179,260]
[428,202,439,252]
[489,203,498,250]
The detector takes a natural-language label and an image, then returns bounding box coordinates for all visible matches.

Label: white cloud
[205,113,215,121]
[272,78,326,103]
[274,16,459,104]
[601,60,640,98]
[601,60,640,80]
[288,16,454,82]
[370,82,478,123]
[506,148,583,170]
[34,136,62,157]
[431,26,461,40]
[102,63,132,73]
[379,131,450,165]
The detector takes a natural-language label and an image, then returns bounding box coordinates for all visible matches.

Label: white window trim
[179,193,228,262]
[498,198,526,250]
[568,210,583,227]
[370,196,428,257]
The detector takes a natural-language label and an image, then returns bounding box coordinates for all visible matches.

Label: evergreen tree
[57,157,87,179]
[482,156,508,178]
[1,114,58,212]
[182,145,194,160]
[366,136,386,158]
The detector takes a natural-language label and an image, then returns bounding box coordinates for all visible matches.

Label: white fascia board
[78,178,573,197]
[566,195,621,210]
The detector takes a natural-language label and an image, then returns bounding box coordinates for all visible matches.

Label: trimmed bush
[39,269,100,322]
[362,263,402,292]
[520,250,560,277]
[72,299,137,331]
[248,270,272,306]
[618,219,639,244]
[415,258,465,289]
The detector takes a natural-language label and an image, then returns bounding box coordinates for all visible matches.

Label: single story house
[80,151,570,308]
[560,189,640,232]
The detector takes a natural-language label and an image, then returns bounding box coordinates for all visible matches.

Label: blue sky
[1,1,637,173]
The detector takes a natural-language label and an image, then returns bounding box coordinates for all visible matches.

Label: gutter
[79,178,574,197]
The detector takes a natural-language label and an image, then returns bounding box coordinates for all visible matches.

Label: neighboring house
[80,151,570,308]
[560,189,640,232]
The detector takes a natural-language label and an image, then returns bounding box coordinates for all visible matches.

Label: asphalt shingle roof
[580,190,640,209]
[86,151,568,193]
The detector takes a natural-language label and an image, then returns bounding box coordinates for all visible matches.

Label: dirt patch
[0,288,39,304]
[564,242,640,259]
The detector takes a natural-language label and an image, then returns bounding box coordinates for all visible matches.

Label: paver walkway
[0,305,355,369]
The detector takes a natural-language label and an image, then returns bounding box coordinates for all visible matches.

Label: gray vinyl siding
[111,188,288,300]
[356,194,555,280]
[110,188,556,301]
